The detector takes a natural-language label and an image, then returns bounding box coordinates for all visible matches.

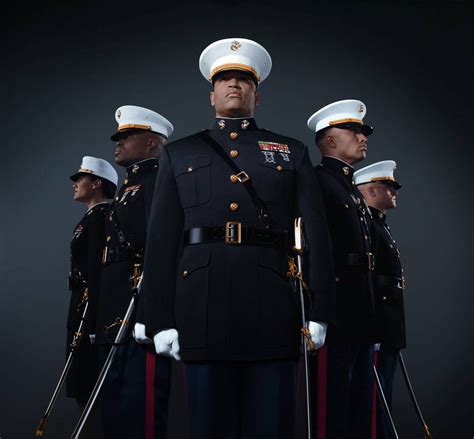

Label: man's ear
[327,135,337,149]
[368,185,377,198]
[255,91,260,107]
[210,91,215,107]
[91,179,103,191]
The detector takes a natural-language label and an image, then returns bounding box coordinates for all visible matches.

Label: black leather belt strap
[347,252,375,271]
[184,223,288,248]
[196,131,273,228]
[102,246,135,264]
[376,274,404,289]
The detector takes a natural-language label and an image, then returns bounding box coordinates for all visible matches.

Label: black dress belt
[376,274,405,289]
[347,252,375,271]
[102,246,136,264]
[184,222,288,248]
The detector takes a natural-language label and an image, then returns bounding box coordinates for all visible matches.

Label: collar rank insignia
[218,119,226,129]
[241,119,250,130]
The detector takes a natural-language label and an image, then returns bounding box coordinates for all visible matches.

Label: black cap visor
[333,121,374,136]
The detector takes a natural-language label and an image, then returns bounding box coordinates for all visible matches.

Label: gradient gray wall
[3,1,472,437]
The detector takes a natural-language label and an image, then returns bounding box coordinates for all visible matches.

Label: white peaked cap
[199,37,272,83]
[307,99,373,135]
[354,160,401,189]
[111,105,174,140]
[70,156,119,186]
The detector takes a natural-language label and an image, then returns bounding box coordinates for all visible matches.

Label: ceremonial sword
[399,352,433,439]
[35,288,90,437]
[70,260,142,439]
[292,217,314,439]
[373,364,399,439]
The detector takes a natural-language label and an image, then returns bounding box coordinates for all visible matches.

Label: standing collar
[211,117,259,132]
[126,158,159,177]
[321,155,355,180]
[369,206,386,222]
[86,201,109,215]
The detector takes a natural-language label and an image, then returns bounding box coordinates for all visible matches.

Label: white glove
[133,322,153,344]
[308,321,327,350]
[374,343,381,352]
[89,334,96,344]
[153,329,181,361]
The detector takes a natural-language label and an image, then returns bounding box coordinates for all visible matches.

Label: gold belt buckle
[225,221,242,244]
[236,171,250,183]
[367,252,375,271]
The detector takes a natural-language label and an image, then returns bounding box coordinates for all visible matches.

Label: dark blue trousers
[98,340,171,439]
[326,343,374,439]
[376,346,400,439]
[185,359,298,439]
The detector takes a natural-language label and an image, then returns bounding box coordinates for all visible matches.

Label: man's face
[210,70,260,118]
[328,126,368,165]
[374,183,398,210]
[114,131,154,167]
[72,175,95,202]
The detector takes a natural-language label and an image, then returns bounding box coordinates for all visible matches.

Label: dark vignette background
[2,1,473,438]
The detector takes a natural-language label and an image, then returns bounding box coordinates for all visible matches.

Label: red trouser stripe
[371,351,379,439]
[316,346,328,439]
[145,349,156,439]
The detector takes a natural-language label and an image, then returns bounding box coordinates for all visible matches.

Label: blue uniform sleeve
[140,146,184,336]
[295,146,336,324]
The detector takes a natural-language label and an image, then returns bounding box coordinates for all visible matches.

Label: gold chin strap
[78,167,94,174]
[370,176,395,182]
[329,118,363,125]
[118,123,152,131]
[210,64,260,81]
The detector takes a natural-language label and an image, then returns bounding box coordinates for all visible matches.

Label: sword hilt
[35,416,48,436]
[301,326,314,351]
[423,423,432,439]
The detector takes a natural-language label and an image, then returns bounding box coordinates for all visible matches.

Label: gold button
[115,196,119,201]
[335,276,340,282]
[124,179,128,184]
[230,149,239,158]
[276,165,283,171]
[106,236,111,242]
[364,235,368,240]
[230,174,239,183]
[383,296,387,301]
[230,202,239,211]
[182,270,189,278]
[187,166,193,173]
[230,132,238,140]
[124,201,127,205]
[344,203,349,208]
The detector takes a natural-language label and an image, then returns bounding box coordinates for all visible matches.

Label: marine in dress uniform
[307,100,376,438]
[139,38,335,439]
[95,106,174,439]
[355,160,406,439]
[68,156,118,438]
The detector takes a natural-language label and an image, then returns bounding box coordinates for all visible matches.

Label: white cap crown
[72,156,118,186]
[112,105,173,139]
[307,99,372,134]
[199,38,272,83]
[354,160,400,188]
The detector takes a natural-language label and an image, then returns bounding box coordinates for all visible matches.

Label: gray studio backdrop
[3,1,472,438]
